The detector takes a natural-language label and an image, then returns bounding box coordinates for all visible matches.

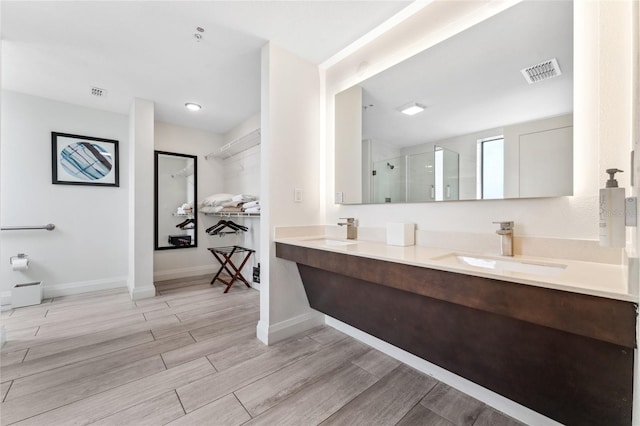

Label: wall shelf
[205,129,260,160]
[203,212,260,218]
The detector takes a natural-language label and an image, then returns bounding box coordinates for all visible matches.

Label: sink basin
[308,239,357,247]
[433,253,567,277]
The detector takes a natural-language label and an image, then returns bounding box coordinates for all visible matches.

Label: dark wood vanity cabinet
[276,242,637,426]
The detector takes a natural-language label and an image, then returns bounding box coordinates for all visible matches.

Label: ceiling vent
[521,58,562,84]
[90,87,107,97]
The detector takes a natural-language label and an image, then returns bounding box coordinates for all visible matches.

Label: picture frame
[51,132,119,187]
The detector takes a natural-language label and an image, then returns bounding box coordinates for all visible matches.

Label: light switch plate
[294,188,302,203]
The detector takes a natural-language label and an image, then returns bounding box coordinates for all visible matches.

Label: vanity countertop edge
[274,236,635,303]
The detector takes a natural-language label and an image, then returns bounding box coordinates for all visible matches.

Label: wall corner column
[128,98,155,300]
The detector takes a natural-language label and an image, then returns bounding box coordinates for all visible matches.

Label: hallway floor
[0,275,523,425]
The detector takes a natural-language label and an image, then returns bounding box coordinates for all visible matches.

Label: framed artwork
[51,132,119,187]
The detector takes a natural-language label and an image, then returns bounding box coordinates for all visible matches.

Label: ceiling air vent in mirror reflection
[521,58,562,84]
[90,86,107,97]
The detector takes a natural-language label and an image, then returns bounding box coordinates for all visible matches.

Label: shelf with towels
[203,212,260,218]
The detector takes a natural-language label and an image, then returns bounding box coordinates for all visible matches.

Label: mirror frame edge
[154,150,198,251]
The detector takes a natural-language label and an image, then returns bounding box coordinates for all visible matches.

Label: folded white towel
[242,200,260,209]
[244,206,261,214]
[232,194,256,202]
[222,200,243,208]
[200,193,234,207]
[199,205,224,213]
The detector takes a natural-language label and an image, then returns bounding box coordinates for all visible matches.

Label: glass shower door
[372,156,406,203]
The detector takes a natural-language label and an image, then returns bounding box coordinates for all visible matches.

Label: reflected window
[480,137,504,199]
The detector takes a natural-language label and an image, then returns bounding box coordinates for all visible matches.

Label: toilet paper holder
[10,253,28,264]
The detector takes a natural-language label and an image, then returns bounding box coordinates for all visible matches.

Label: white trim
[129,285,156,301]
[256,311,324,345]
[153,265,217,281]
[0,291,12,310]
[43,276,127,299]
[325,315,561,426]
[0,277,127,310]
[256,319,269,344]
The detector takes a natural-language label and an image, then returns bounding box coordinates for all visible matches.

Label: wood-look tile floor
[0,275,524,426]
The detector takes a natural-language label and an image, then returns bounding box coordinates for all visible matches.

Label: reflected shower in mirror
[335,0,573,204]
[154,151,197,250]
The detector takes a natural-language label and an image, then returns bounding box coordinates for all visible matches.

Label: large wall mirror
[335,1,573,204]
[154,151,197,250]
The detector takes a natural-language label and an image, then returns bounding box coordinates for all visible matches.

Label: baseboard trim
[256,311,324,345]
[0,291,11,311]
[129,285,156,301]
[0,277,127,310]
[325,316,561,426]
[256,320,269,344]
[43,277,128,299]
[153,265,217,281]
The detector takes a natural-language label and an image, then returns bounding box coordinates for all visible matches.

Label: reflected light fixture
[185,103,202,111]
[399,102,426,116]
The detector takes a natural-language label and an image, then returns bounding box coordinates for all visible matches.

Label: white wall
[223,112,260,149]
[153,121,224,281]
[0,91,129,303]
[258,42,324,344]
[221,113,261,287]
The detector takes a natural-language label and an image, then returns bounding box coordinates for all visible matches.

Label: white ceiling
[360,0,574,147]
[1,0,411,134]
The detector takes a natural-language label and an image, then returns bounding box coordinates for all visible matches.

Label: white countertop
[275,236,635,302]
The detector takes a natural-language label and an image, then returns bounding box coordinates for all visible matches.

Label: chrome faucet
[493,221,514,256]
[338,217,357,240]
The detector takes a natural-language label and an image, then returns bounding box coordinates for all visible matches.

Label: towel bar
[1,224,56,231]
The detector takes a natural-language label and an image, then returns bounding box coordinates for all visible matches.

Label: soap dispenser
[599,168,625,247]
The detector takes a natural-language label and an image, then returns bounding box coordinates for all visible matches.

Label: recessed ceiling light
[399,102,426,116]
[185,103,201,111]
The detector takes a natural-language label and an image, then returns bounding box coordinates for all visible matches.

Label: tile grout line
[2,380,14,402]
[20,348,30,363]
[33,326,40,337]
[204,355,218,373]
[174,389,187,415]
[160,353,169,370]
[392,400,423,426]
[232,391,254,419]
